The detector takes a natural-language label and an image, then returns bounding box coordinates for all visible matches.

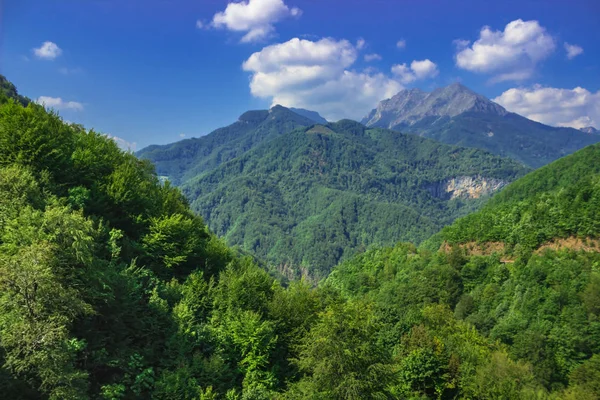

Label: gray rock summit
[362,83,507,128]
[361,83,600,168]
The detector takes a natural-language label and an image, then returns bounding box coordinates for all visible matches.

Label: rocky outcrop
[426,176,507,200]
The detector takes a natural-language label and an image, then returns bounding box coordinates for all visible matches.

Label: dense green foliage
[325,243,600,399]
[182,120,527,277]
[0,74,31,106]
[443,143,600,250]
[2,75,599,399]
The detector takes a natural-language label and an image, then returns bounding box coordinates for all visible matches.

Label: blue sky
[2,0,599,150]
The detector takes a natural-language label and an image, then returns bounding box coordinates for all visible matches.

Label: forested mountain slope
[137,106,318,184]
[324,143,600,399]
[441,142,600,251]
[363,83,600,168]
[1,76,599,400]
[0,74,30,106]
[182,120,528,277]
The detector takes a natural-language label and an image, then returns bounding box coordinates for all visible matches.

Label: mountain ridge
[138,105,318,184]
[181,119,528,277]
[363,83,600,168]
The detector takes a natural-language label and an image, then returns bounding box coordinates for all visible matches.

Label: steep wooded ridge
[181,119,527,277]
[440,142,600,251]
[138,106,321,185]
[363,83,600,168]
[1,74,599,399]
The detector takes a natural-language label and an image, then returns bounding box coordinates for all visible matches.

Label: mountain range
[2,73,600,399]
[136,83,599,275]
[362,83,600,168]
[140,111,528,276]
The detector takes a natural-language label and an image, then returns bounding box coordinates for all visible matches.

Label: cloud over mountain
[392,59,439,84]
[494,85,600,129]
[455,19,555,82]
[243,37,406,121]
[243,38,439,121]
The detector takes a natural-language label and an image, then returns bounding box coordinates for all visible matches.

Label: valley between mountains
[2,72,600,399]
[138,83,598,278]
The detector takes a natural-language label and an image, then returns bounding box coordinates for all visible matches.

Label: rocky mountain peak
[362,83,507,129]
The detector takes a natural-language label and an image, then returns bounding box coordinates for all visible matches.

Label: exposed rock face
[427,176,507,200]
[362,83,507,129]
[361,83,600,169]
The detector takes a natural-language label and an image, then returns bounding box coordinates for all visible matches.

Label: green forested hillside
[183,119,528,277]
[137,106,317,184]
[1,76,599,400]
[441,143,600,250]
[0,75,30,106]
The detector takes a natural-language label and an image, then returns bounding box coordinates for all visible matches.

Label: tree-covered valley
[1,74,600,400]
[140,107,529,277]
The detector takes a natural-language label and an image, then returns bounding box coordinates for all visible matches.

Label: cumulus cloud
[493,85,600,129]
[564,42,583,59]
[396,39,406,49]
[364,53,382,62]
[391,59,439,84]
[242,37,405,120]
[455,19,555,82]
[33,41,62,60]
[35,96,83,111]
[210,0,301,43]
[106,135,137,151]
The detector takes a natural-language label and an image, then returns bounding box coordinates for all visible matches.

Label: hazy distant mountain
[289,107,328,124]
[362,83,600,168]
[137,105,317,184]
[580,126,599,134]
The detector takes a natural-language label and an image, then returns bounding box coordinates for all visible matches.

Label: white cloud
[396,39,406,49]
[364,53,382,62]
[179,133,186,138]
[455,19,555,82]
[391,59,439,84]
[106,135,137,151]
[356,38,366,50]
[35,96,83,111]
[210,0,301,43]
[242,37,404,121]
[33,41,62,60]
[564,42,583,59]
[196,20,205,29]
[493,85,600,129]
[452,39,470,50]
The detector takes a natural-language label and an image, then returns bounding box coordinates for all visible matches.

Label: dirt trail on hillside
[441,237,600,261]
